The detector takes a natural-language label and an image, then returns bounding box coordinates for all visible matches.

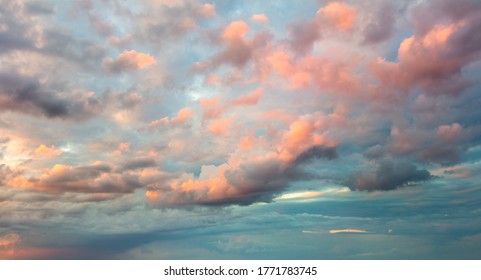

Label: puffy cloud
[288,1,357,54]
[193,20,273,71]
[33,144,63,157]
[146,145,338,207]
[437,123,463,143]
[372,0,481,93]
[0,73,103,119]
[208,117,234,136]
[103,50,156,73]
[318,2,357,31]
[1,0,481,260]
[7,162,143,194]
[361,1,398,44]
[349,159,432,191]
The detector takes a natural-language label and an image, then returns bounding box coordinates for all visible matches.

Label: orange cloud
[33,144,63,157]
[223,20,249,41]
[103,50,156,73]
[174,107,194,123]
[318,2,357,31]
[251,14,269,24]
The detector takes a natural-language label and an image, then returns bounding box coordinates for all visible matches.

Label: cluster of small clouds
[1,0,481,258]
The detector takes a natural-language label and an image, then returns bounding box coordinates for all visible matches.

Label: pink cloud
[371,17,481,94]
[149,107,195,127]
[318,2,357,31]
[438,123,463,143]
[103,50,156,73]
[230,88,263,106]
[251,14,269,24]
[193,20,272,71]
[208,117,234,136]
[200,97,224,120]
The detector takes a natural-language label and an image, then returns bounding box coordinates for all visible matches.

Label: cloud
[437,123,463,143]
[318,2,357,31]
[149,107,194,127]
[362,2,397,44]
[136,0,216,45]
[0,80,69,118]
[329,229,367,234]
[103,50,156,73]
[7,162,143,194]
[230,88,263,106]
[288,1,357,54]
[0,232,20,259]
[118,159,157,172]
[208,117,234,136]
[0,164,14,186]
[372,0,481,93]
[146,145,338,207]
[33,144,63,157]
[251,14,269,24]
[348,159,432,191]
[193,20,273,71]
[294,145,338,165]
[0,233,20,247]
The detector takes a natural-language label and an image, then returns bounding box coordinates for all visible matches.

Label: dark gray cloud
[348,159,432,191]
[294,145,338,165]
[119,159,157,172]
[0,72,146,120]
[0,73,90,119]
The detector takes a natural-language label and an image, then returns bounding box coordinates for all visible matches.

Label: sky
[0,0,481,259]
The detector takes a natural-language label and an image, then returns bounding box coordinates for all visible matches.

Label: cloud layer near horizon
[1,0,481,259]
